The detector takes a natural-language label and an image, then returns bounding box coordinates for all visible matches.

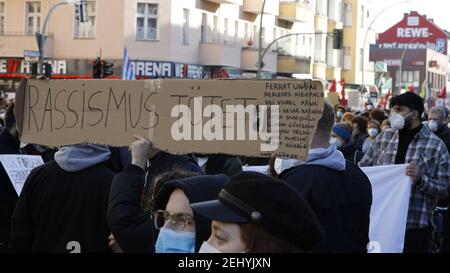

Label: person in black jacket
[108,135,227,253]
[428,107,450,253]
[428,107,450,153]
[191,153,242,177]
[0,103,20,252]
[9,144,115,252]
[331,122,364,164]
[276,102,372,253]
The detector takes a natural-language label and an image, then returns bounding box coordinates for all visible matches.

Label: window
[252,25,257,44]
[244,22,250,42]
[414,71,420,83]
[224,18,228,39]
[343,47,351,70]
[136,3,158,40]
[360,5,364,28]
[201,13,207,43]
[344,3,352,26]
[0,2,4,34]
[182,8,189,44]
[213,15,218,40]
[26,1,41,36]
[75,1,96,38]
[326,37,334,66]
[234,21,239,42]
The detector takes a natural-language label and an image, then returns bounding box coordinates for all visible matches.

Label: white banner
[362,164,411,253]
[0,155,44,196]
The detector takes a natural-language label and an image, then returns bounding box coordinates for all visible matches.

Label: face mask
[198,241,222,253]
[428,120,439,132]
[274,158,303,175]
[367,105,374,111]
[389,111,414,130]
[155,227,196,253]
[336,111,344,118]
[368,128,379,137]
[330,137,343,148]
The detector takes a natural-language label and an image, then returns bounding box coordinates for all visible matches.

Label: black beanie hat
[191,172,324,251]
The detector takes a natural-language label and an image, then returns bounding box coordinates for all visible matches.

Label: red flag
[329,79,337,92]
[438,86,447,99]
[340,79,347,107]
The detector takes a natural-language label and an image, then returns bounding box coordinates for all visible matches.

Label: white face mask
[198,241,222,253]
[368,128,379,137]
[389,112,405,130]
[367,105,374,111]
[428,120,439,132]
[330,137,343,148]
[336,111,344,118]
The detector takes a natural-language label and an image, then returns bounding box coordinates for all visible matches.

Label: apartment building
[0,0,375,92]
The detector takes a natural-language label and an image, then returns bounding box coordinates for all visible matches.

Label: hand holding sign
[130,135,155,170]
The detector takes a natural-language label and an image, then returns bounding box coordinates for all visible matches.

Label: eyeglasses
[152,210,194,232]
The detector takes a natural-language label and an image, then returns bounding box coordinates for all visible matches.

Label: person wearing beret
[191,172,324,253]
[275,102,372,253]
[331,122,364,164]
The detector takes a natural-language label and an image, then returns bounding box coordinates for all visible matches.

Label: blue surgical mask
[155,227,196,253]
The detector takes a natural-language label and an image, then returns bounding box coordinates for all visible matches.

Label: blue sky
[370,0,450,33]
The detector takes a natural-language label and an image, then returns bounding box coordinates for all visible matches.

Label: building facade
[0,0,375,92]
[370,11,448,104]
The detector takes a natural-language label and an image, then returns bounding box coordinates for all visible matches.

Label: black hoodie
[108,164,227,253]
[0,128,20,251]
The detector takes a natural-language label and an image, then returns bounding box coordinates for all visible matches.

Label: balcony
[315,15,328,33]
[279,0,313,23]
[199,40,242,67]
[313,62,326,79]
[326,67,342,81]
[0,32,54,58]
[328,20,344,33]
[203,0,241,4]
[277,55,310,74]
[243,0,279,15]
[241,48,277,72]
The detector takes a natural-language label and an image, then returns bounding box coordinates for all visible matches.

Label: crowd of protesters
[0,90,450,253]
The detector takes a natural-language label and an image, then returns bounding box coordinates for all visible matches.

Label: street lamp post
[36,0,87,75]
[361,0,413,92]
[257,0,267,79]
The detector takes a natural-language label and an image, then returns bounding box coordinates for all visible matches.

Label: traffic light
[93,58,103,78]
[44,63,52,78]
[102,61,114,78]
[333,29,344,49]
[31,63,38,76]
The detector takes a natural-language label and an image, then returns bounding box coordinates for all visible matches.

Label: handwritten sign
[0,155,44,195]
[15,79,324,160]
[347,91,360,109]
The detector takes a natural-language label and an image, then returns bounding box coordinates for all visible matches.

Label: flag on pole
[121,47,136,80]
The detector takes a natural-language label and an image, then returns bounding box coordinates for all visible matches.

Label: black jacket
[9,161,115,252]
[339,142,364,165]
[279,162,372,253]
[0,128,20,251]
[108,164,227,253]
[435,125,450,153]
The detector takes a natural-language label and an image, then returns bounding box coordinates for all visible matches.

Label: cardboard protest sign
[15,79,324,159]
[347,91,360,109]
[0,155,44,195]
[326,91,340,107]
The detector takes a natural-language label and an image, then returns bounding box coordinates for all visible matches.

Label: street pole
[256,0,267,79]
[36,0,87,75]
[361,0,413,93]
